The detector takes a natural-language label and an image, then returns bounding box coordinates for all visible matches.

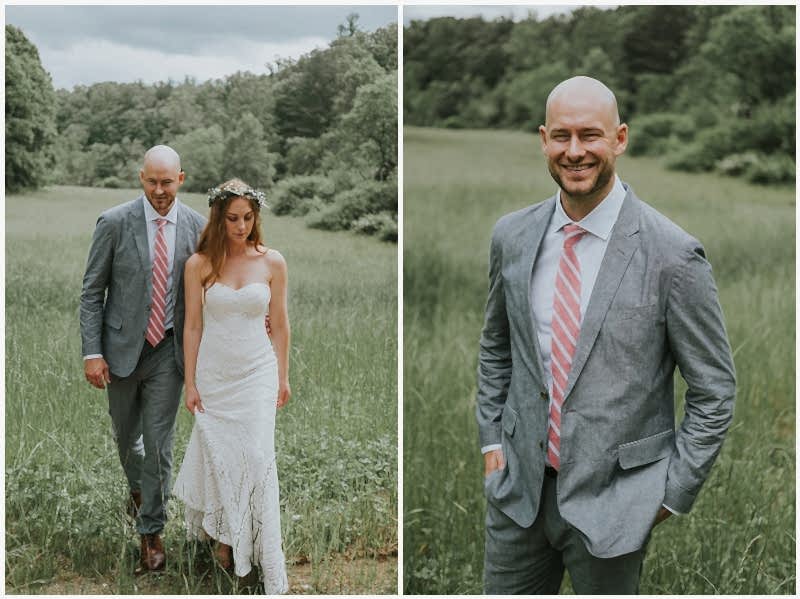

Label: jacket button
[540,391,548,401]
[538,441,544,450]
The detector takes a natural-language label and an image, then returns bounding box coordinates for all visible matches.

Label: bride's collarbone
[213,250,272,291]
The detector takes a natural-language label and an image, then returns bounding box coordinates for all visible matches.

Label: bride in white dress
[173,179,290,593]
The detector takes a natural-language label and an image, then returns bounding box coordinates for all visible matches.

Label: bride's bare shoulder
[186,252,209,270]
[263,247,287,275]
[186,252,212,278]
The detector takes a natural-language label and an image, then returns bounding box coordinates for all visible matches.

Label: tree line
[6,16,398,241]
[404,5,795,184]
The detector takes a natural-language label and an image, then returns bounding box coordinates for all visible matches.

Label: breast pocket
[601,304,664,378]
[607,303,661,322]
[603,304,663,347]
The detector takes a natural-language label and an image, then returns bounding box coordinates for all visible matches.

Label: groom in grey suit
[477,77,736,594]
[80,145,206,573]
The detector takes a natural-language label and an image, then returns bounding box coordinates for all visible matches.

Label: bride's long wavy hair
[196,178,266,288]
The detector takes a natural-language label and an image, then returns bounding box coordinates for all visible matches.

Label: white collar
[551,174,626,241]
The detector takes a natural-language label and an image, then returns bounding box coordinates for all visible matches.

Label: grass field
[5,185,397,594]
[403,127,795,594]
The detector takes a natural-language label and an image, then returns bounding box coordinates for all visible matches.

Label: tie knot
[156,218,167,229]
[562,224,586,248]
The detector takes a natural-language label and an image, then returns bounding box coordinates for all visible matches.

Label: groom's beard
[547,158,615,207]
[146,194,175,216]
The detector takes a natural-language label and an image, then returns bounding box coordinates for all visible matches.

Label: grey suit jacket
[80,196,207,378]
[477,184,736,558]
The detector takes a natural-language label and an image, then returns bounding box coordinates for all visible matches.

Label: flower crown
[207,181,267,209]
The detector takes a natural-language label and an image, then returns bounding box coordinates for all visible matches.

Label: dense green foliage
[47,17,397,238]
[5,25,57,192]
[403,127,795,594]
[6,186,397,593]
[404,6,795,183]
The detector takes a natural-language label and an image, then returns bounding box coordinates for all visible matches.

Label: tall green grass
[5,186,397,594]
[403,127,795,594]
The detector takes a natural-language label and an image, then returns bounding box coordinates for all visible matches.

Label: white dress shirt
[83,197,180,360]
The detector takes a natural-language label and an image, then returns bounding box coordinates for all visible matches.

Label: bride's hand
[277,381,291,408]
[185,386,205,414]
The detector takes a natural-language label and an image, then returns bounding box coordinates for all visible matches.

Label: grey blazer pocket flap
[618,429,674,469]
[105,312,123,330]
[502,408,518,437]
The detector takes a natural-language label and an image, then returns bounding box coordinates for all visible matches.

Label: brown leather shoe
[214,541,234,572]
[127,490,142,520]
[135,533,166,574]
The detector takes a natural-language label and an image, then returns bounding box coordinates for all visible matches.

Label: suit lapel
[129,197,151,276]
[172,202,195,303]
[563,190,641,400]
[522,195,557,382]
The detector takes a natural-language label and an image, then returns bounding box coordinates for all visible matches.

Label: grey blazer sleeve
[664,246,737,513]
[476,225,512,448]
[79,214,115,356]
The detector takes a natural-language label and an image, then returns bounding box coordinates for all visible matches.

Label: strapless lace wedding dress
[173,282,288,593]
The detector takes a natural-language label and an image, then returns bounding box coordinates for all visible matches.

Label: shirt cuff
[481,443,502,454]
[83,354,103,360]
[662,503,683,516]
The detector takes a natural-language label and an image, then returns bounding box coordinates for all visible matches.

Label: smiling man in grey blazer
[477,77,736,594]
[80,145,206,573]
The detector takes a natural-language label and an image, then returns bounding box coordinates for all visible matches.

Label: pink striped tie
[145,218,168,347]
[547,223,587,470]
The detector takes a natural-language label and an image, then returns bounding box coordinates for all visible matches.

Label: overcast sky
[5,5,398,90]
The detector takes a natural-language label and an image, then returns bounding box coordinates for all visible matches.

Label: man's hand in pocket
[484,448,506,477]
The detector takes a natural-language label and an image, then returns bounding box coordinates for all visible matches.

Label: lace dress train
[174,282,288,593]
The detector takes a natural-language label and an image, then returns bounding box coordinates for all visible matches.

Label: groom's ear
[178,170,186,185]
[539,125,548,153]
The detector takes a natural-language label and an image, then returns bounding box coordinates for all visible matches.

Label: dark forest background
[404,5,795,185]
[6,15,398,241]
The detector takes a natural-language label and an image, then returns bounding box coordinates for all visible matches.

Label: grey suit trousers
[484,473,647,595]
[107,334,183,535]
